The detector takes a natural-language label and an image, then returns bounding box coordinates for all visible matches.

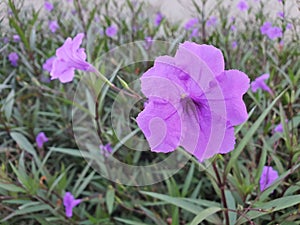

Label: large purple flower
[50,33,94,83]
[260,166,279,191]
[63,192,81,218]
[251,73,272,94]
[136,42,249,161]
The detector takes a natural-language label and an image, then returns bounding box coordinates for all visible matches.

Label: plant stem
[212,161,230,225]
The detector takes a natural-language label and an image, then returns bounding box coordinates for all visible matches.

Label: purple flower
[13,35,20,42]
[260,166,279,191]
[260,22,272,35]
[190,28,199,38]
[136,42,250,161]
[3,37,9,44]
[286,23,292,30]
[63,192,81,218]
[278,0,282,2]
[230,25,237,32]
[145,36,153,49]
[277,11,284,18]
[274,120,288,133]
[43,56,56,72]
[105,25,118,37]
[50,33,94,83]
[36,132,49,148]
[231,41,238,49]
[8,52,19,67]
[184,18,198,30]
[154,12,163,26]
[266,27,282,40]
[206,16,217,27]
[44,1,54,12]
[49,20,59,33]
[237,0,249,11]
[99,143,113,156]
[251,73,272,94]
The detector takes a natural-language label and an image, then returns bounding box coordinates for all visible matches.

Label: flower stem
[212,161,230,225]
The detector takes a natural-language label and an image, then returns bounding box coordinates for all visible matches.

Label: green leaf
[190,207,222,225]
[225,90,286,176]
[2,89,15,120]
[225,190,236,225]
[106,187,115,215]
[10,132,36,156]
[182,163,195,197]
[114,218,150,225]
[0,182,26,193]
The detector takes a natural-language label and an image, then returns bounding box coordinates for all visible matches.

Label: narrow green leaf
[190,207,222,225]
[106,187,115,215]
[0,182,26,193]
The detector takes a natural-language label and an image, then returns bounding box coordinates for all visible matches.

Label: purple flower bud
[36,132,49,148]
[8,52,19,67]
[259,166,279,191]
[251,73,272,94]
[49,20,59,33]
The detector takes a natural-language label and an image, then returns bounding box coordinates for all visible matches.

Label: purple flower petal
[63,192,81,218]
[184,18,198,30]
[50,33,94,83]
[13,35,20,42]
[8,52,19,67]
[44,1,54,12]
[49,20,59,33]
[105,25,118,37]
[260,166,279,191]
[251,73,272,94]
[154,12,163,26]
[36,132,49,148]
[266,27,282,40]
[43,56,56,73]
[237,0,248,11]
[260,22,272,35]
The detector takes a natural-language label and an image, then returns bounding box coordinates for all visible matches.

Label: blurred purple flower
[277,11,284,18]
[99,143,113,156]
[267,27,282,40]
[231,41,238,49]
[13,35,20,42]
[274,120,288,133]
[260,22,272,35]
[136,42,250,161]
[206,16,217,27]
[154,12,163,26]
[230,25,236,32]
[278,0,282,2]
[50,33,94,83]
[260,166,279,191]
[43,56,56,72]
[49,20,59,33]
[145,36,153,49]
[8,52,19,67]
[237,0,249,11]
[44,1,54,12]
[251,73,272,94]
[63,192,81,218]
[105,25,118,37]
[190,28,199,38]
[3,37,9,44]
[36,132,49,148]
[286,23,292,30]
[184,18,198,30]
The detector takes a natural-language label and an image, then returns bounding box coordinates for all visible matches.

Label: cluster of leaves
[0,0,300,224]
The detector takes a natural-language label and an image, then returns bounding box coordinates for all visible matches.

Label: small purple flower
[206,16,217,27]
[36,132,49,148]
[251,73,272,94]
[63,192,81,218]
[260,166,279,191]
[286,23,292,30]
[145,36,153,49]
[230,25,237,32]
[105,25,118,37]
[44,1,54,12]
[277,11,284,19]
[13,35,20,42]
[190,28,199,38]
[266,27,282,40]
[184,18,198,30]
[274,120,288,133]
[8,52,19,67]
[50,33,94,83]
[136,42,250,161]
[231,41,238,49]
[99,143,113,156]
[237,0,249,11]
[154,12,163,27]
[49,20,59,33]
[3,37,9,44]
[278,0,282,2]
[260,22,272,35]
[43,56,56,73]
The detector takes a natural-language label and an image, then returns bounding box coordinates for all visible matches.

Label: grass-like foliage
[0,0,299,224]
